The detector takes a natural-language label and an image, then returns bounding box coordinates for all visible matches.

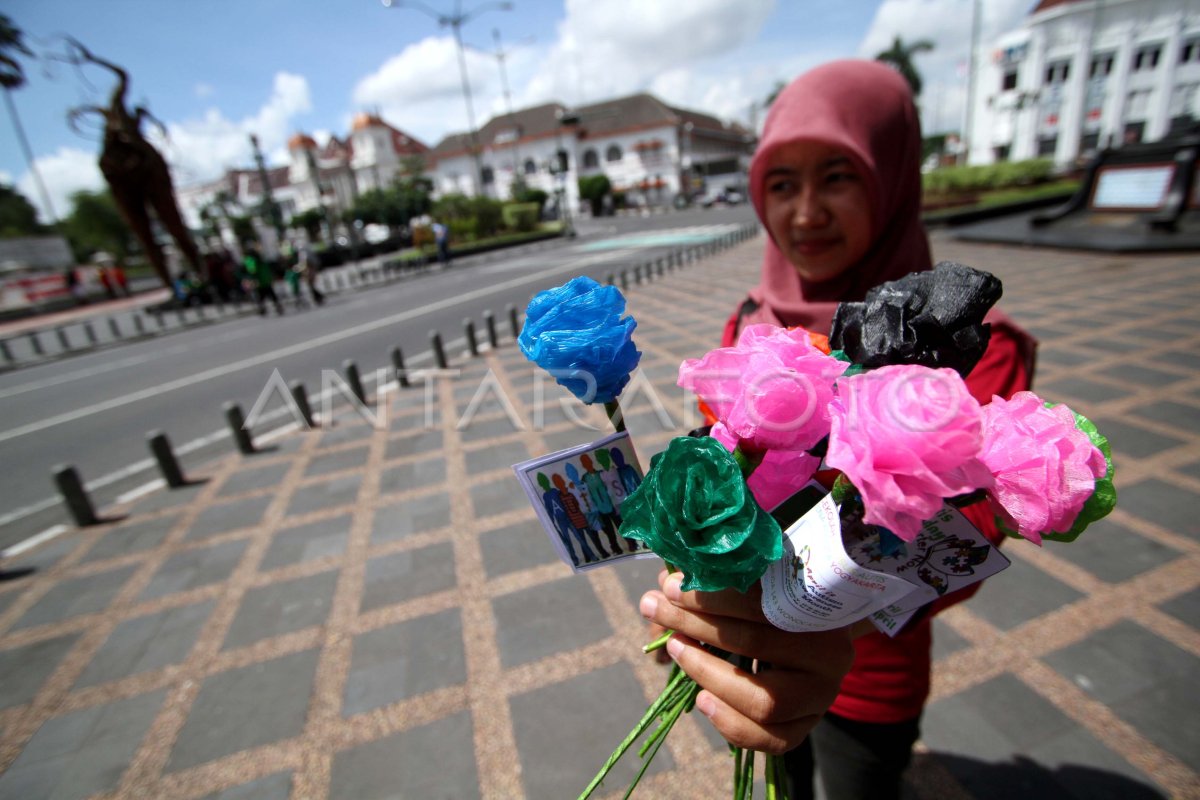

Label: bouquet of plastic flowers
[573,263,1114,799]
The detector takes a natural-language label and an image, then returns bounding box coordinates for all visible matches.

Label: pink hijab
[745,60,931,333]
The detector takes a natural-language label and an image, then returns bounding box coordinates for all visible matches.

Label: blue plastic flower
[519,276,641,403]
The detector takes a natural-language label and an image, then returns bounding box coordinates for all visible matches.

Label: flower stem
[622,680,700,799]
[576,669,692,800]
[732,443,764,477]
[604,399,627,432]
[643,629,674,654]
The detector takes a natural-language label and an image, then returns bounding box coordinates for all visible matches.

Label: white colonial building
[967,0,1200,166]
[429,92,755,210]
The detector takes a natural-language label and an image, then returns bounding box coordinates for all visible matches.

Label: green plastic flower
[619,436,783,593]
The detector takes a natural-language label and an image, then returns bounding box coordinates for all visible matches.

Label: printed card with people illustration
[512,431,652,572]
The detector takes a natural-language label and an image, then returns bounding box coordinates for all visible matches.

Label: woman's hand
[639,569,860,754]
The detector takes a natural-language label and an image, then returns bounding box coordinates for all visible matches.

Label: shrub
[502,202,540,232]
[923,158,1055,196]
[578,174,612,216]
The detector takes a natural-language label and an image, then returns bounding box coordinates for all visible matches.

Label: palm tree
[1,14,57,222]
[875,35,934,97]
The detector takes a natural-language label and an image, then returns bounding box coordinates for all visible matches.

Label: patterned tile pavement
[0,231,1197,799]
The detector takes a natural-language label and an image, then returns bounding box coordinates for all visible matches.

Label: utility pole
[962,0,982,165]
[249,133,285,248]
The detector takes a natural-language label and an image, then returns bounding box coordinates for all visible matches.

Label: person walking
[243,245,283,316]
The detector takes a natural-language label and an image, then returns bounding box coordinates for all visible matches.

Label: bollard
[605,273,615,286]
[154,310,165,330]
[484,310,498,349]
[344,360,367,404]
[507,304,520,339]
[431,331,448,369]
[391,346,410,388]
[83,321,98,346]
[108,317,122,340]
[52,465,98,526]
[29,330,44,356]
[465,319,479,357]
[634,265,643,284]
[133,314,146,336]
[289,381,315,428]
[176,307,188,327]
[223,402,255,455]
[656,258,665,277]
[56,327,71,351]
[0,339,11,365]
[147,430,187,488]
[620,270,629,291]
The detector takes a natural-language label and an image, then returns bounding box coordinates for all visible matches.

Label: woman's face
[761,140,874,285]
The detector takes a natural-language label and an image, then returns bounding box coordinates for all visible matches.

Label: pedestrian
[97,264,115,299]
[111,260,129,297]
[636,59,1037,800]
[65,267,84,305]
[431,220,450,265]
[243,245,283,316]
[299,242,325,306]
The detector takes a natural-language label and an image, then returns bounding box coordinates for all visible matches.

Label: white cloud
[858,0,1030,134]
[517,0,774,110]
[0,169,12,185]
[352,36,501,145]
[155,71,312,186]
[17,146,105,224]
[194,82,215,99]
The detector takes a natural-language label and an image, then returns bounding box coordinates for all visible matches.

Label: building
[176,113,429,253]
[967,0,1200,166]
[429,92,755,210]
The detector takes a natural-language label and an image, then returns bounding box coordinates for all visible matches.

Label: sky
[1,0,1034,224]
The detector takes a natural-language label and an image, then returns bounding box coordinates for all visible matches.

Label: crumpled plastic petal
[619,436,783,593]
[830,262,1002,377]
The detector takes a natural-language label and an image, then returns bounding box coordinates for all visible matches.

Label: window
[1134,45,1162,71]
[605,144,623,162]
[1044,61,1070,84]
[523,159,537,175]
[993,144,1011,162]
[481,166,494,185]
[1090,54,1114,78]
[1080,132,1100,152]
[582,148,599,170]
[1002,69,1018,91]
[1123,121,1145,144]
[1037,136,1058,156]
[1180,39,1199,64]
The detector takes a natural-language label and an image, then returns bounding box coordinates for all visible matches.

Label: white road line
[1,524,68,559]
[0,256,590,445]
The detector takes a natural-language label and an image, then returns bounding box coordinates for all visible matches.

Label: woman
[638,60,1035,800]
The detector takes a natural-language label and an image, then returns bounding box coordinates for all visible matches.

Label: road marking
[0,255,594,445]
[1,524,68,559]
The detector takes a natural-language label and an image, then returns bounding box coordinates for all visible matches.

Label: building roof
[1030,0,1083,14]
[287,133,317,151]
[430,92,752,162]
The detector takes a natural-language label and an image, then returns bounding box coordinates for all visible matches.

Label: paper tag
[760,491,920,633]
[849,504,1010,635]
[511,430,655,572]
[760,485,1011,637]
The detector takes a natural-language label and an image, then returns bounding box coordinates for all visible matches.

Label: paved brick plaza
[0,232,1197,799]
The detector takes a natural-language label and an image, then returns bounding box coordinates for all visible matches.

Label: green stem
[732,443,764,478]
[622,681,701,800]
[604,399,627,432]
[576,669,691,800]
[643,629,673,654]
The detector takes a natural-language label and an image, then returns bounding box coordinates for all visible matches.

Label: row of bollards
[46,222,760,527]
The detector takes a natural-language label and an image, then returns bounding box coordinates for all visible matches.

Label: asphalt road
[0,206,758,550]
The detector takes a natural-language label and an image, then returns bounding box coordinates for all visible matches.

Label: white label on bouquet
[760,492,920,633]
[850,504,1010,636]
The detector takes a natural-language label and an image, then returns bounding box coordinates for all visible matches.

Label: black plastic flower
[829,262,1002,377]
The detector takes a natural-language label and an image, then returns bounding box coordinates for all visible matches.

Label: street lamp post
[381,0,512,196]
[554,108,580,238]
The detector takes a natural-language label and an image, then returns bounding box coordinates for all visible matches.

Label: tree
[577,174,612,217]
[290,208,325,242]
[0,183,42,237]
[60,189,134,262]
[764,80,786,108]
[1,14,57,223]
[875,36,934,97]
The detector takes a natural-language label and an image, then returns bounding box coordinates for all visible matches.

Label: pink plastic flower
[710,422,820,511]
[978,392,1107,545]
[678,324,845,453]
[826,364,993,541]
